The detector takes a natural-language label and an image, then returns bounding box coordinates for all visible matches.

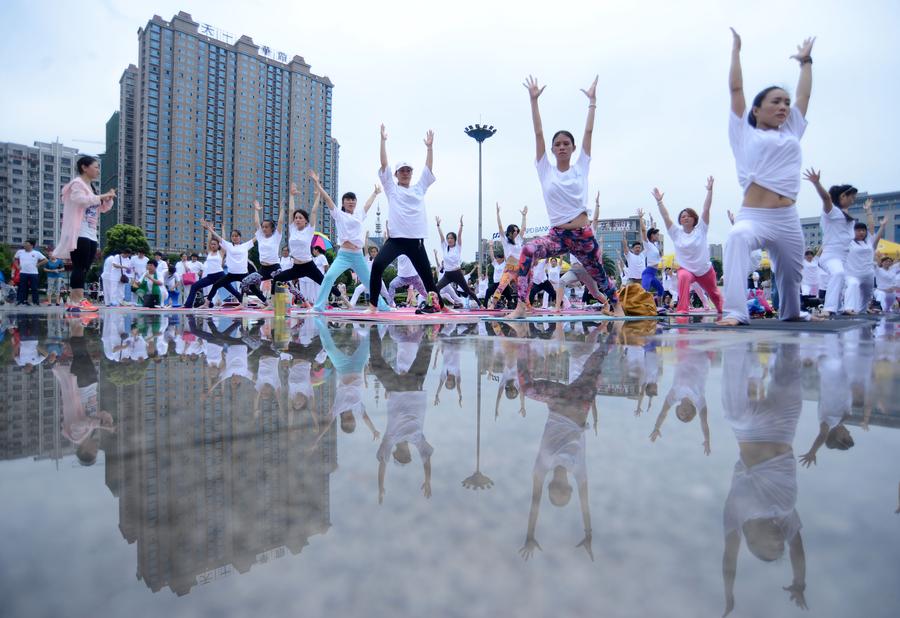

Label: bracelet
[588,104,597,108]
[799,56,812,65]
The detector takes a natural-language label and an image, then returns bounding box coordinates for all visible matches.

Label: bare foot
[612,303,625,317]
[715,317,745,326]
[505,304,529,320]
[365,305,378,314]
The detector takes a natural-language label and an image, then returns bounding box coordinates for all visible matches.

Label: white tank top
[203,252,223,275]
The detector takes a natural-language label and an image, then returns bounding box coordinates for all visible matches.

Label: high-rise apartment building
[0,140,79,248]
[99,111,120,244]
[100,65,139,242]
[123,12,337,253]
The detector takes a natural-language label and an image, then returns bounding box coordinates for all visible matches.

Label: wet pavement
[1,308,898,618]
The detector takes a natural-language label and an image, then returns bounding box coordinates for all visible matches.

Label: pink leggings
[677,267,722,313]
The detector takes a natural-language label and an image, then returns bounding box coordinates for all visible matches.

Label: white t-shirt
[534,412,587,486]
[203,252,223,275]
[820,207,855,257]
[221,240,254,275]
[547,264,561,285]
[332,206,366,248]
[723,452,801,542]
[379,165,436,239]
[532,260,547,284]
[15,340,45,366]
[845,236,876,277]
[279,256,294,271]
[131,255,149,278]
[875,266,895,290]
[624,251,646,280]
[79,201,100,241]
[288,224,315,262]
[477,277,488,296]
[491,259,504,282]
[728,106,807,201]
[187,260,203,275]
[396,254,417,279]
[442,240,461,271]
[15,249,46,275]
[644,240,661,267]
[377,393,432,463]
[102,254,130,277]
[536,152,590,226]
[289,362,314,401]
[801,258,819,287]
[255,228,283,264]
[314,253,328,273]
[501,237,523,261]
[667,220,712,276]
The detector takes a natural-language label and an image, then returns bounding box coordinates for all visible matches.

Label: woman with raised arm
[433,214,480,306]
[252,198,284,289]
[653,176,723,314]
[308,171,390,312]
[367,124,444,313]
[843,203,885,314]
[637,208,665,300]
[199,217,267,308]
[184,231,235,309]
[718,29,815,325]
[487,203,527,309]
[506,75,619,319]
[803,168,857,316]
[271,180,327,294]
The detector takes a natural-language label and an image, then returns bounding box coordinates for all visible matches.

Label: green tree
[0,243,13,279]
[104,224,151,257]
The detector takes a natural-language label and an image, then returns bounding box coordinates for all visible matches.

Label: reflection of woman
[518,343,607,561]
[720,343,806,616]
[650,344,712,455]
[369,328,434,503]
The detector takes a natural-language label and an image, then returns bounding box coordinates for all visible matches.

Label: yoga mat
[665,319,871,332]
[483,314,662,324]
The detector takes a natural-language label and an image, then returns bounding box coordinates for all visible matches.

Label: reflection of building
[0,140,79,248]
[102,355,337,596]
[709,243,723,263]
[0,364,69,462]
[124,11,337,253]
[99,112,120,246]
[595,216,644,260]
[801,190,900,249]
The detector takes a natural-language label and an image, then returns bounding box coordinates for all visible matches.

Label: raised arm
[275,199,284,231]
[790,37,815,117]
[874,214,888,245]
[652,188,675,230]
[423,130,434,173]
[523,75,546,161]
[520,206,528,238]
[580,75,598,156]
[457,215,464,245]
[363,184,381,213]
[862,199,875,234]
[202,220,225,244]
[288,182,298,221]
[308,170,336,211]
[728,28,746,118]
[379,124,389,172]
[592,192,600,227]
[496,202,504,237]
[435,216,445,245]
[309,183,322,227]
[638,208,648,242]
[252,200,262,230]
[702,176,714,225]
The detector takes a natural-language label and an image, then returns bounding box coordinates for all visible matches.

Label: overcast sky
[2,0,899,258]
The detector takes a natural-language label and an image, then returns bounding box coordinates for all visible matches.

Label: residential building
[99,111,120,245]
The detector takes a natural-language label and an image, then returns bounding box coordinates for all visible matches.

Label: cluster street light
[464,124,497,269]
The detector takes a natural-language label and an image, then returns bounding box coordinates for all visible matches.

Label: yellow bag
[618,283,658,317]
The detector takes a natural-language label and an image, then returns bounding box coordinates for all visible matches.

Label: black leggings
[185,272,239,308]
[485,280,515,306]
[259,263,280,281]
[436,269,479,304]
[529,280,557,305]
[205,272,266,304]
[272,261,324,286]
[69,237,97,290]
[369,331,432,392]
[369,238,439,308]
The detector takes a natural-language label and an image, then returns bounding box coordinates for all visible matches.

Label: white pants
[723,206,803,323]
[440,285,463,304]
[102,275,125,305]
[349,280,391,306]
[819,253,847,313]
[843,273,874,313]
[874,289,895,312]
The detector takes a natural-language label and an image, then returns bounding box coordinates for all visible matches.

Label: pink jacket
[53,177,113,260]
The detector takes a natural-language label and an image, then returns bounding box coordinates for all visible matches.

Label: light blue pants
[314,249,390,311]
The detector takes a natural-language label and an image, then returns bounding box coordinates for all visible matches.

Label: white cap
[393,161,413,173]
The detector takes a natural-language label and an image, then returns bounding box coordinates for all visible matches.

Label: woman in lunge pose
[803,169,857,316]
[309,172,390,312]
[200,217,267,308]
[637,209,665,300]
[271,180,327,296]
[843,208,886,314]
[367,124,444,313]
[435,215,480,306]
[487,203,527,309]
[252,198,284,291]
[506,75,619,319]
[55,155,116,312]
[652,176,723,314]
[184,233,236,308]
[718,29,815,325]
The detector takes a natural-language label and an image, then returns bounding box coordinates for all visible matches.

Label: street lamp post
[464,124,497,269]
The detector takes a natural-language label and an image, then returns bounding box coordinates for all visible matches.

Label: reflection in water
[0,312,899,613]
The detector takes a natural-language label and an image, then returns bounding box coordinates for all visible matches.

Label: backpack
[618,283,658,317]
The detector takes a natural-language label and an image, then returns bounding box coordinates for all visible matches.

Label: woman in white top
[800,250,819,300]
[842,213,886,314]
[308,170,390,312]
[507,75,620,319]
[803,169,857,315]
[368,124,443,313]
[875,256,897,313]
[101,249,132,306]
[200,214,267,307]
[350,245,393,307]
[637,209,665,298]
[652,176,723,314]
[487,202,527,308]
[184,234,232,308]
[272,180,326,292]
[435,215,480,306]
[718,30,815,326]
[252,198,284,285]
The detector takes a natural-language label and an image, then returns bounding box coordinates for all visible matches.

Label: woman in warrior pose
[185,233,236,308]
[252,198,284,296]
[435,215,480,305]
[507,75,619,319]
[652,176,723,314]
[271,180,327,298]
[718,29,815,325]
[200,214,267,307]
[487,203,527,309]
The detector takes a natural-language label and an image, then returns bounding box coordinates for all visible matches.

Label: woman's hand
[253,200,261,212]
[373,184,382,195]
[706,176,715,191]
[790,36,816,62]
[435,216,442,226]
[730,27,741,52]
[652,188,665,203]
[423,130,434,148]
[523,75,545,100]
[520,206,528,216]
[580,75,598,103]
[290,182,300,196]
[380,123,388,142]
